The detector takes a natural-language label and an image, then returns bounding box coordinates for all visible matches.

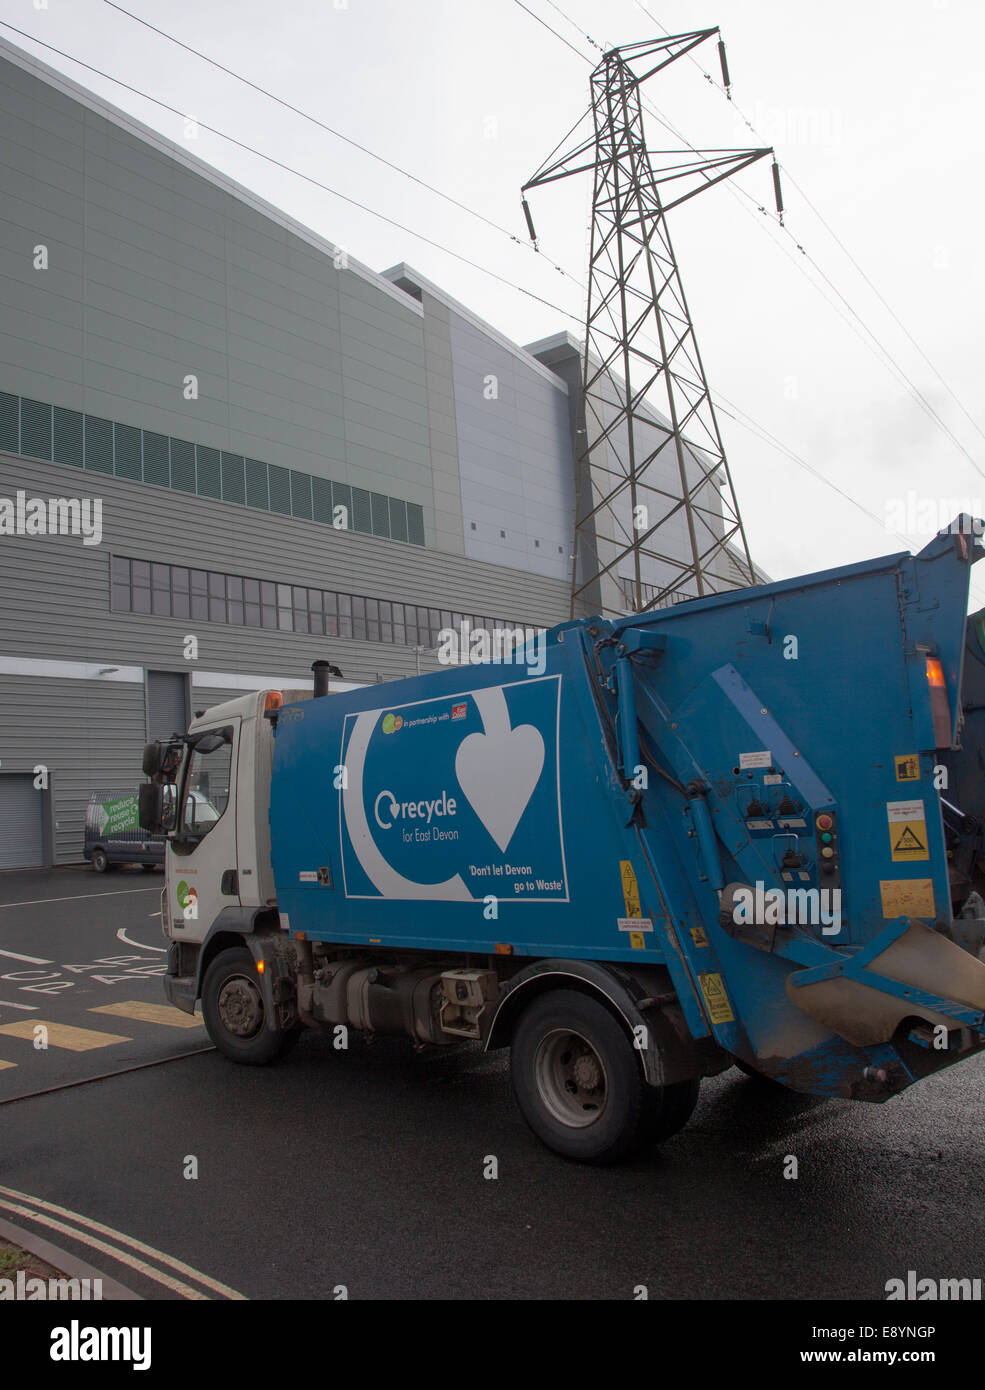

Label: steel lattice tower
[522,30,778,617]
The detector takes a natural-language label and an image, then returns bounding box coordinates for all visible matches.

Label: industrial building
[0,33,764,867]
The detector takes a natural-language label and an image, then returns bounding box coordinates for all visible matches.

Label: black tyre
[510,989,645,1164]
[140,863,158,873]
[90,847,112,873]
[639,1076,700,1144]
[201,947,300,1065]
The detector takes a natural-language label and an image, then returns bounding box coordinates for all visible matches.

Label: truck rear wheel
[510,990,645,1164]
[202,947,299,1065]
[639,1076,700,1144]
[91,848,112,873]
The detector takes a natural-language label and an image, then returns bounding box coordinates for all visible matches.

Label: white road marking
[116,927,166,953]
[0,999,39,1010]
[0,948,53,965]
[148,911,161,917]
[0,1186,245,1300]
[0,888,159,911]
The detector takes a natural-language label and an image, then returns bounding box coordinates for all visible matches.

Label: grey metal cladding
[449,312,574,580]
[0,454,568,629]
[0,48,442,539]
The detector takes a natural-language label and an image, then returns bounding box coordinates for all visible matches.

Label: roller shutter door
[0,775,43,869]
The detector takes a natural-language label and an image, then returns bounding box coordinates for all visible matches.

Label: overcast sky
[3,0,984,604]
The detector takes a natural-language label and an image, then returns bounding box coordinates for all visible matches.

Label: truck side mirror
[142,742,163,778]
[138,782,165,834]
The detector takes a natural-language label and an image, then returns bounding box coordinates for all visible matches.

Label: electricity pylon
[522,30,780,617]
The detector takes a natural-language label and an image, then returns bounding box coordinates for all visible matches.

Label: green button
[821,832,833,843]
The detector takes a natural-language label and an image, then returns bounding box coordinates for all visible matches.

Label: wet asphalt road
[0,866,207,1100]
[3,868,985,1301]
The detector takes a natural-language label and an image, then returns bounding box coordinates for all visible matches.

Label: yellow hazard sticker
[690,925,709,947]
[879,878,935,919]
[887,799,930,862]
[620,859,641,917]
[894,754,920,782]
[629,931,646,950]
[698,972,735,1024]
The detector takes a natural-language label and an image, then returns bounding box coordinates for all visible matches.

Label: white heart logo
[455,690,545,853]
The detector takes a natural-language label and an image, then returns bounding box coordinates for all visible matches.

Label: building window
[0,388,426,549]
[190,569,208,620]
[151,562,171,616]
[111,556,131,610]
[172,567,190,619]
[108,556,524,652]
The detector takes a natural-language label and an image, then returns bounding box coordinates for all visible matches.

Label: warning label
[698,972,735,1025]
[894,753,920,782]
[620,860,641,917]
[880,878,935,919]
[887,799,930,862]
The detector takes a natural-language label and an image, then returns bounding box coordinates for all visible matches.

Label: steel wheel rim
[534,1028,608,1128]
[218,973,264,1039]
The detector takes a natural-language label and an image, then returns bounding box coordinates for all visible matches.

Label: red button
[817,814,833,830]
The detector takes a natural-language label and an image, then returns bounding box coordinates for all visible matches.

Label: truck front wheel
[510,990,645,1164]
[202,947,299,1065]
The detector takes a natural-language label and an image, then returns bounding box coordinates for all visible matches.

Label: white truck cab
[142,675,357,1043]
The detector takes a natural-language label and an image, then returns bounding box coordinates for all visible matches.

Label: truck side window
[182,726,233,838]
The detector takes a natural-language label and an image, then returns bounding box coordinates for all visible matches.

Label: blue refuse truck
[141,521,985,1162]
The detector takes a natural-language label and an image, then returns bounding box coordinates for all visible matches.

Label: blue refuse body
[153,520,985,1161]
[269,521,985,1111]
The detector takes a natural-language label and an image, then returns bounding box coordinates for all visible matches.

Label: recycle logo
[176,881,198,915]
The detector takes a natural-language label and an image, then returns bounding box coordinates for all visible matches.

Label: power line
[523,0,985,481]
[0,18,576,322]
[511,0,985,601]
[632,0,985,454]
[718,395,985,608]
[512,0,587,59]
[103,1,537,256]
[5,13,980,600]
[106,0,868,498]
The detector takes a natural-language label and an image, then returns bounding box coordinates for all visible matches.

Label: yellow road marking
[88,1001,202,1029]
[0,1196,208,1300]
[0,1020,130,1051]
[0,1186,245,1300]
[0,1060,16,1070]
